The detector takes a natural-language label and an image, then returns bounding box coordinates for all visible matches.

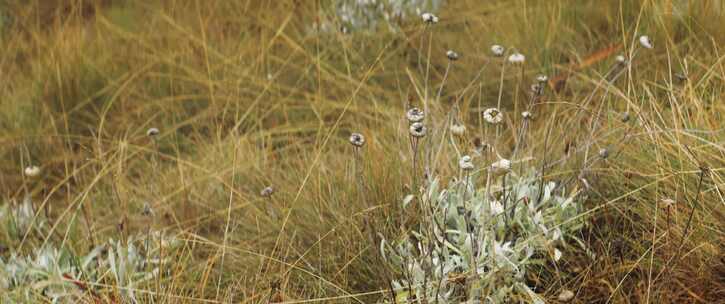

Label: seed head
[349,132,365,147]
[507,52,525,64]
[141,202,155,217]
[660,198,676,207]
[490,159,511,176]
[521,111,533,120]
[490,44,505,57]
[639,35,653,49]
[483,107,503,124]
[406,107,425,123]
[409,122,427,138]
[536,74,548,83]
[599,148,609,159]
[421,13,439,24]
[260,186,274,197]
[621,112,631,123]
[446,50,460,61]
[146,127,160,137]
[449,123,466,136]
[530,83,543,95]
[615,55,627,65]
[459,155,474,171]
[24,165,41,177]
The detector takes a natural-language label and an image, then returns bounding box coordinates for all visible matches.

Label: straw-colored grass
[1,1,723,303]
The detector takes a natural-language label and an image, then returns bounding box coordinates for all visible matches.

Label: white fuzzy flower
[449,123,466,135]
[421,12,439,24]
[615,55,627,64]
[599,148,609,159]
[536,74,548,83]
[639,35,653,49]
[490,200,504,216]
[409,122,426,138]
[349,132,365,147]
[490,158,511,176]
[260,186,274,197]
[483,107,503,124]
[146,127,160,137]
[406,107,424,123]
[459,155,474,171]
[490,44,505,57]
[24,165,41,177]
[521,111,533,120]
[508,52,525,64]
[446,50,459,61]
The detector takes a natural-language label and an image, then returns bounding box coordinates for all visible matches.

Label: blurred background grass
[1,0,723,302]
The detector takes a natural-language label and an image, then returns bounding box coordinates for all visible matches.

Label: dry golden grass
[1,1,723,303]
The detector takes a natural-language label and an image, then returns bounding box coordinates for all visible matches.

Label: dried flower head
[483,107,503,124]
[599,148,609,159]
[491,44,505,57]
[260,186,274,197]
[421,13,439,24]
[530,83,543,95]
[406,107,425,123]
[146,127,160,137]
[660,198,676,207]
[615,55,627,65]
[621,112,631,123]
[449,123,466,136]
[24,165,41,177]
[409,122,426,138]
[446,50,460,61]
[141,202,155,217]
[349,132,365,147]
[490,158,511,176]
[508,52,525,64]
[521,111,533,120]
[459,155,474,171]
[536,74,548,83]
[674,72,688,82]
[639,35,653,49]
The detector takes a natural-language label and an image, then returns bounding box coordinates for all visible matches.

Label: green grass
[1,0,723,303]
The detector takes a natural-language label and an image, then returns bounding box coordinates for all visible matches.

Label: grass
[1,0,723,303]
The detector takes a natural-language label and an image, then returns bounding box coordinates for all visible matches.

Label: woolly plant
[380,167,586,303]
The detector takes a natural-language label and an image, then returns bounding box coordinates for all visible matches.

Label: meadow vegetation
[1,1,723,303]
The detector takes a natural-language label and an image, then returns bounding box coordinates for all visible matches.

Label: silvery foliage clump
[0,196,44,239]
[380,169,585,303]
[314,0,444,33]
[0,200,179,303]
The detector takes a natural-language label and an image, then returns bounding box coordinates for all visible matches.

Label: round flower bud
[349,132,365,147]
[406,107,425,123]
[409,122,427,138]
[490,45,505,57]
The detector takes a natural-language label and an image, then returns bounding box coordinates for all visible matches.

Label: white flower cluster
[379,169,584,303]
[314,0,445,33]
[0,224,179,303]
